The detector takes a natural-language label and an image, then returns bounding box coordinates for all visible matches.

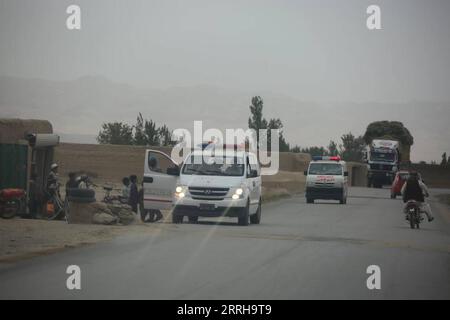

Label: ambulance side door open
[143,149,179,210]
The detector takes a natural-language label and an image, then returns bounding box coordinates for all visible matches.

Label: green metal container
[0,143,28,190]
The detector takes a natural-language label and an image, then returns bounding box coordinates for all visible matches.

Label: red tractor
[0,188,26,219]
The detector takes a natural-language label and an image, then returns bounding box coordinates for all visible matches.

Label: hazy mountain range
[0,75,448,162]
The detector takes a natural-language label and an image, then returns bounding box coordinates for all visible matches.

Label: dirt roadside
[432,193,450,226]
[0,172,306,263]
[0,218,161,263]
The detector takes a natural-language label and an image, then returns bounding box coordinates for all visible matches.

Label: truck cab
[143,144,262,226]
[304,156,348,204]
[364,139,400,188]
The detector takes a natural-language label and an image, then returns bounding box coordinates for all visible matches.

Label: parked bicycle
[102,185,128,205]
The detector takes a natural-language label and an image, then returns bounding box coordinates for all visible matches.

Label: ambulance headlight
[175,185,188,198]
[230,187,245,199]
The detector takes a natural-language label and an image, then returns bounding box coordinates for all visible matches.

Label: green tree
[248,96,291,151]
[159,124,173,146]
[290,145,301,153]
[441,152,448,166]
[267,118,290,152]
[97,122,133,145]
[134,113,147,145]
[301,146,328,157]
[248,96,268,145]
[327,140,338,156]
[144,119,160,146]
[339,132,365,162]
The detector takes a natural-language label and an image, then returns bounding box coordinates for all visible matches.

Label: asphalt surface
[1,187,449,299]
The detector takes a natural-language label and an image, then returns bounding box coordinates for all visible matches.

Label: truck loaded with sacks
[362,121,413,188]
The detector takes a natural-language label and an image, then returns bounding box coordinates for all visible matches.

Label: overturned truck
[0,118,60,217]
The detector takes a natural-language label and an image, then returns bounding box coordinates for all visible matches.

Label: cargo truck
[363,139,402,188]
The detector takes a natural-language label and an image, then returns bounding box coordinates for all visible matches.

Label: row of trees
[441,152,450,166]
[98,97,415,165]
[97,113,175,146]
[248,96,290,152]
[290,133,365,162]
[248,96,365,161]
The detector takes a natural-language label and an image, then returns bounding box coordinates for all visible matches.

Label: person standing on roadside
[28,173,39,219]
[129,175,139,213]
[65,172,78,198]
[121,177,130,202]
[138,181,163,223]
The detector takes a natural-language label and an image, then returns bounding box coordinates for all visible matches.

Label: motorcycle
[0,188,26,219]
[405,200,422,229]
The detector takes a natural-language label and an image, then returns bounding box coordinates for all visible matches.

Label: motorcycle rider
[401,171,434,222]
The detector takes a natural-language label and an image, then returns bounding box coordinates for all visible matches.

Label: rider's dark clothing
[129,182,139,213]
[403,180,424,203]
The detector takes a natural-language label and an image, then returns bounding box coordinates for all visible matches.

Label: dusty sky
[1,0,450,101]
[1,0,450,161]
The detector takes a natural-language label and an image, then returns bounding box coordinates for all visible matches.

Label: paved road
[1,187,449,299]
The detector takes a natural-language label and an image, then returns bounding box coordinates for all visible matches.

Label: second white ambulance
[304,156,348,204]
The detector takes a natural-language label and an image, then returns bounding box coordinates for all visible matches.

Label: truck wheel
[339,190,347,204]
[306,198,314,204]
[250,199,262,224]
[188,216,198,223]
[172,214,183,224]
[0,200,20,219]
[238,201,250,226]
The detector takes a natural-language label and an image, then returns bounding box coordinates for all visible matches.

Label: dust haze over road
[1,0,450,162]
[1,76,449,163]
[1,187,449,299]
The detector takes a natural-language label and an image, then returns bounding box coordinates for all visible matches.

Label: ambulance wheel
[172,214,183,224]
[250,199,262,224]
[188,216,198,223]
[238,201,250,226]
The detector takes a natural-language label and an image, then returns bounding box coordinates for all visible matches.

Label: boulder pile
[68,201,135,225]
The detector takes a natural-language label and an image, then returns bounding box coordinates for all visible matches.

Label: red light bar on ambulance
[312,155,341,161]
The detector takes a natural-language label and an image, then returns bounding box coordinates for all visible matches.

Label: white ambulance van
[143,144,262,225]
[304,156,348,204]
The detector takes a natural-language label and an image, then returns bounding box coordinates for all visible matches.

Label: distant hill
[1,75,449,162]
